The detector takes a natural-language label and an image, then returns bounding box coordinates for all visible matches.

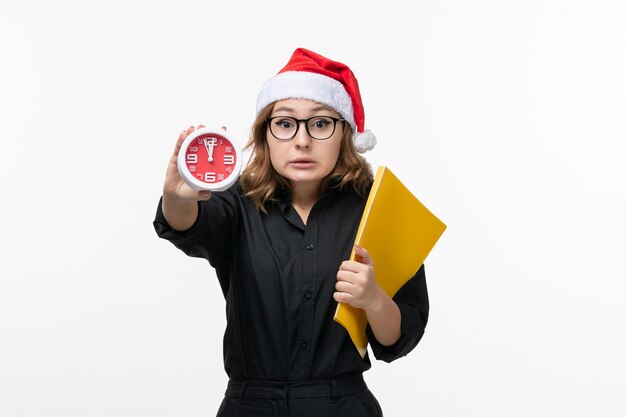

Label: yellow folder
[333,166,447,358]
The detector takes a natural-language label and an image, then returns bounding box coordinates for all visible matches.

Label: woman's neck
[291,181,322,225]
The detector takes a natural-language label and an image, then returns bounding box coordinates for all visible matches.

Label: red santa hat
[256,48,377,153]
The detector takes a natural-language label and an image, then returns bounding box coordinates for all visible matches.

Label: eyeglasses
[266,116,346,141]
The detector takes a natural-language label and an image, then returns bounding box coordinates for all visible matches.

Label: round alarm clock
[177,127,243,192]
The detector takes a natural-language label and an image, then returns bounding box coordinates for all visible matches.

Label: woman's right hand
[163,125,213,203]
[161,125,216,231]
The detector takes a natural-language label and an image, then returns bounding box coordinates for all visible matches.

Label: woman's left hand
[334,245,382,310]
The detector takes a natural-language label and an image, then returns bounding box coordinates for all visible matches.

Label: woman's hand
[334,245,384,311]
[162,125,229,231]
[335,245,402,346]
[163,125,213,203]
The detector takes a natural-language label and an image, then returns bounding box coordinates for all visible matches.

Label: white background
[1,1,625,416]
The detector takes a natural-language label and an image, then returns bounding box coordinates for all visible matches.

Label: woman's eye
[275,120,293,129]
[311,119,331,129]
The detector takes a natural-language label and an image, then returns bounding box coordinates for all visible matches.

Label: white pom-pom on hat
[354,130,377,153]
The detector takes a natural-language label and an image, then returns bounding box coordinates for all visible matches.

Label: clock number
[223,155,235,165]
[186,154,198,164]
[204,172,216,182]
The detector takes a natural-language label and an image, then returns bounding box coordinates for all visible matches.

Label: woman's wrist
[364,286,387,315]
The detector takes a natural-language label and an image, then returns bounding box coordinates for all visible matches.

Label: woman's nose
[293,122,312,148]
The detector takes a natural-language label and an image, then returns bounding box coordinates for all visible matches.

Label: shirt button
[300,340,308,349]
[304,290,312,299]
[305,243,315,250]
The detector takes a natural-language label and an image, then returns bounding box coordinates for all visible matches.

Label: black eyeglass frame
[266,116,346,141]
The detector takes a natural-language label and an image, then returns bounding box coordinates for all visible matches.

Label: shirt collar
[276,177,345,214]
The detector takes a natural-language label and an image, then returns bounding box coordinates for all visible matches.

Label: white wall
[1,1,624,416]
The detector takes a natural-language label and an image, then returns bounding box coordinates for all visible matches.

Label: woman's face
[266,99,344,189]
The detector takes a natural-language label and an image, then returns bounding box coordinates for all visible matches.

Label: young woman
[154,48,429,417]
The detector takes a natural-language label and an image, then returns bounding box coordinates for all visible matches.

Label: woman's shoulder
[323,180,372,210]
[201,180,249,213]
[213,179,277,216]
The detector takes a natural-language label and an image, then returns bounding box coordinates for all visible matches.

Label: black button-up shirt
[153,182,429,381]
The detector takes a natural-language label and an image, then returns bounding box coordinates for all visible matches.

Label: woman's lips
[290,158,315,168]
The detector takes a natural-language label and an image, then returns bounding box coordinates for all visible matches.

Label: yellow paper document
[333,166,447,358]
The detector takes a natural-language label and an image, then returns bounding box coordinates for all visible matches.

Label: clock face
[177,128,242,191]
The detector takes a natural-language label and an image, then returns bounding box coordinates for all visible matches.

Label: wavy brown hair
[240,103,373,212]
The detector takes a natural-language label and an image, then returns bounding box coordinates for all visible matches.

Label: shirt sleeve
[365,264,429,363]
[152,185,241,272]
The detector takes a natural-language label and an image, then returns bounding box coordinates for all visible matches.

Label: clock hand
[207,139,215,162]
[202,138,215,162]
